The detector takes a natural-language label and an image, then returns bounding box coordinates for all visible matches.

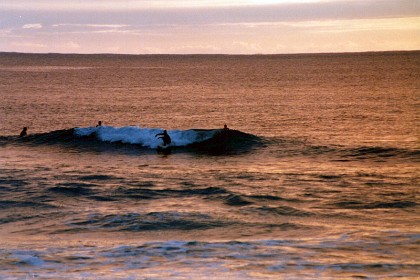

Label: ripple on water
[333,200,417,209]
[60,211,235,233]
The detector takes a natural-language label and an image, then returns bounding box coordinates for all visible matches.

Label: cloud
[22,23,42,29]
[2,0,419,27]
[0,0,331,11]
[49,24,131,35]
[60,41,80,49]
[11,41,47,49]
[232,41,263,52]
[284,17,420,32]
[168,44,221,53]
[52,24,128,28]
[1,0,419,54]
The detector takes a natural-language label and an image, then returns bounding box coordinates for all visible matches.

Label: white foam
[12,251,45,267]
[74,126,215,149]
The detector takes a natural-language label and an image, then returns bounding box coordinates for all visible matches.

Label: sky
[0,0,419,54]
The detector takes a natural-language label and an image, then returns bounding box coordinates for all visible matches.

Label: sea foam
[74,126,215,149]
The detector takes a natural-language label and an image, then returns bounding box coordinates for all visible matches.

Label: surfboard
[157,144,172,154]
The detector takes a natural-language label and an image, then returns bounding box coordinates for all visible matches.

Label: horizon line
[1,49,419,57]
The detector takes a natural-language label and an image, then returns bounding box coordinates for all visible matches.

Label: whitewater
[75,126,217,148]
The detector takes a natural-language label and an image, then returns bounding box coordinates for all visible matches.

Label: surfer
[19,127,28,137]
[96,121,102,127]
[223,124,229,130]
[155,130,171,146]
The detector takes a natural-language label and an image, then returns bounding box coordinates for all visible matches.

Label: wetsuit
[19,127,27,138]
[156,131,171,146]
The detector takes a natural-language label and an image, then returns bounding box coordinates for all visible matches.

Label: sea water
[0,52,419,279]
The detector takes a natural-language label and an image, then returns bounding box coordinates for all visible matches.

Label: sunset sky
[1,0,419,54]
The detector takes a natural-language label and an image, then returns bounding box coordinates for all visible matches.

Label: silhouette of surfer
[96,121,102,127]
[155,130,171,146]
[19,127,28,137]
[223,124,229,130]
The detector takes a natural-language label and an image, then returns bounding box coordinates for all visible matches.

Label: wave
[333,200,417,209]
[257,206,313,217]
[75,126,217,149]
[4,126,262,155]
[61,211,233,232]
[343,146,420,161]
[54,211,309,234]
[75,126,262,154]
[3,126,417,159]
[271,138,420,162]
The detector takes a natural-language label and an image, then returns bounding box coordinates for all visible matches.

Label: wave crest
[75,126,217,149]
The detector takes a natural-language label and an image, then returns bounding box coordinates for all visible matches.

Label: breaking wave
[75,126,216,149]
[4,126,262,155]
[2,126,418,159]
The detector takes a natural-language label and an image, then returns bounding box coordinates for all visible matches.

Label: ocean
[0,51,419,279]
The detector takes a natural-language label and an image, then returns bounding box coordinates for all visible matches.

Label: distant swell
[48,183,95,196]
[302,143,419,161]
[63,212,231,232]
[334,200,417,209]
[0,200,56,209]
[116,186,229,201]
[257,206,313,217]
[344,146,420,160]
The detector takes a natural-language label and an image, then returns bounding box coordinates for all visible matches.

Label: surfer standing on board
[155,130,171,146]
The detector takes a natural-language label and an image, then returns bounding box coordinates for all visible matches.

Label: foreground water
[0,52,419,279]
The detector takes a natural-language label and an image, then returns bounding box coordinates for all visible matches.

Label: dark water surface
[0,52,419,279]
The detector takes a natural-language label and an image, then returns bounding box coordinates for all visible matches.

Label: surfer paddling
[155,130,171,146]
[19,127,28,137]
